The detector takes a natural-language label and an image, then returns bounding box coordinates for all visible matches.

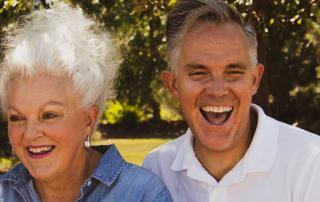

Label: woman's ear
[161,71,179,98]
[84,105,99,137]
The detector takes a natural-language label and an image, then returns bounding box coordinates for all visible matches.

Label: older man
[143,0,320,201]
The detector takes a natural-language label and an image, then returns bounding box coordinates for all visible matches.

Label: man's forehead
[184,21,245,41]
[178,22,251,67]
[184,62,250,71]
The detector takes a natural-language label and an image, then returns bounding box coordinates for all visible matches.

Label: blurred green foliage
[69,0,176,122]
[103,100,153,126]
[102,100,182,125]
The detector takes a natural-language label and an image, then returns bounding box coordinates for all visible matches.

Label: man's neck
[194,109,257,182]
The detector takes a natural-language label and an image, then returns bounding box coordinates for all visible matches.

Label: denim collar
[0,144,126,188]
[0,161,32,187]
[91,144,126,186]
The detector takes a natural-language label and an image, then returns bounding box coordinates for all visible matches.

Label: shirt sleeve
[293,151,320,202]
[150,187,173,202]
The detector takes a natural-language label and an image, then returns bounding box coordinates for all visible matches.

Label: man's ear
[251,63,264,95]
[161,70,179,98]
[84,105,99,137]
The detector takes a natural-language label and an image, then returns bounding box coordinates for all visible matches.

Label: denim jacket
[0,145,172,202]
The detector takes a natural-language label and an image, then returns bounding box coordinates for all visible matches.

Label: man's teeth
[201,106,233,113]
[28,146,54,154]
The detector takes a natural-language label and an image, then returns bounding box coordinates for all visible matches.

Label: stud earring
[11,148,15,157]
[84,136,91,151]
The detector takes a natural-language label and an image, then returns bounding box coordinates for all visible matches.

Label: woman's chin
[26,164,58,182]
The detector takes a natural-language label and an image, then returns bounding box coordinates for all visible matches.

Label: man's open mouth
[200,105,234,125]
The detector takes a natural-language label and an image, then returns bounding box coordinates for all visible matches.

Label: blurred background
[0,0,319,170]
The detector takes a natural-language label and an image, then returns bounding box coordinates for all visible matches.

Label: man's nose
[206,77,228,97]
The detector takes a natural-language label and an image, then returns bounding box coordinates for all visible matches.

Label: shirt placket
[75,178,93,202]
[209,186,226,202]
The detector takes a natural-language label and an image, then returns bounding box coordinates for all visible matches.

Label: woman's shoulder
[116,162,173,201]
[0,166,27,201]
[92,145,172,201]
[123,162,166,185]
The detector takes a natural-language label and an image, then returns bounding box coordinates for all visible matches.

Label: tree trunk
[151,99,161,122]
[248,0,271,115]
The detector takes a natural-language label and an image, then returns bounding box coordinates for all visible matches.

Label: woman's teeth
[28,146,54,154]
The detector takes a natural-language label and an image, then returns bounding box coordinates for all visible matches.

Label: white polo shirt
[143,104,320,202]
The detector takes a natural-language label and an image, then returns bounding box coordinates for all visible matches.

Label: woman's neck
[34,149,102,202]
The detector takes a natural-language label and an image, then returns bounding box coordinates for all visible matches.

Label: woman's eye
[9,115,25,122]
[40,112,60,120]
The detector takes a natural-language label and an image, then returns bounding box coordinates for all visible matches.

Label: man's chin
[192,128,235,152]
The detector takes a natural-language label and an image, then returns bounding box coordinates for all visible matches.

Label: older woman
[0,3,172,202]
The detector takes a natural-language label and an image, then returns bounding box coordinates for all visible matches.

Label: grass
[93,138,171,165]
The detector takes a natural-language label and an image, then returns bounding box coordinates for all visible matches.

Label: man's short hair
[166,0,258,71]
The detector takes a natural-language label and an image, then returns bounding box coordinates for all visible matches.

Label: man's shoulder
[146,134,186,159]
[277,120,320,152]
[277,120,320,142]
[143,134,187,170]
[255,104,320,150]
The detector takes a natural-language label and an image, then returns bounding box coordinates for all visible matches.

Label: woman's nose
[24,120,43,139]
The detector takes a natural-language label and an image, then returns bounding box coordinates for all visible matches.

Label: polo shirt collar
[170,104,279,183]
[171,129,217,184]
[0,163,32,186]
[171,128,196,171]
[242,104,278,173]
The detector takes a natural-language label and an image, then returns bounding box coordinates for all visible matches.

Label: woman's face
[7,75,97,182]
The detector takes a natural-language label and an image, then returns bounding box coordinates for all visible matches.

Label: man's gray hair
[167,0,258,71]
[0,3,119,119]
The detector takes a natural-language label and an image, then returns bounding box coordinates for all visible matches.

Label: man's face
[163,22,264,153]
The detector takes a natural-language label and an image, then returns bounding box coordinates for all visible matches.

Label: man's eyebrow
[185,63,250,70]
[185,63,207,70]
[227,63,249,69]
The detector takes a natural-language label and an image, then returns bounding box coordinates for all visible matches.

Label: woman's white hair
[0,3,118,118]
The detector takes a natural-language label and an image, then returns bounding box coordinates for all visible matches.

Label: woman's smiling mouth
[27,146,55,159]
[200,105,234,125]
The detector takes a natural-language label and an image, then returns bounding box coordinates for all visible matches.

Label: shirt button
[87,180,92,186]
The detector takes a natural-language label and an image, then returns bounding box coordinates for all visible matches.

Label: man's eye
[225,70,244,75]
[189,71,208,76]
[9,115,25,122]
[40,112,60,120]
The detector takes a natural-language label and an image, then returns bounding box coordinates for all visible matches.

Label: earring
[84,136,91,151]
[11,148,15,157]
